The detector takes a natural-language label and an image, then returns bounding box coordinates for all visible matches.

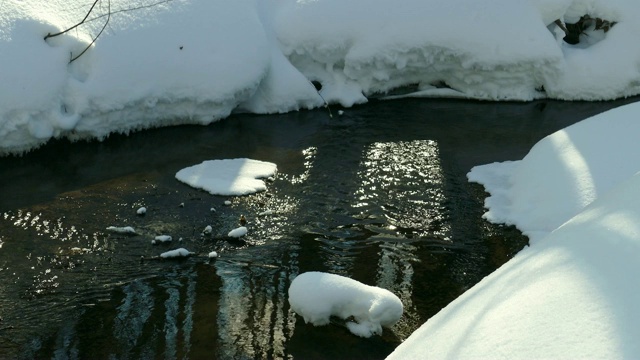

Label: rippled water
[0,98,636,359]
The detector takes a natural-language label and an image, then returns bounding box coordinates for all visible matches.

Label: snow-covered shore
[2,0,640,154]
[387,101,640,359]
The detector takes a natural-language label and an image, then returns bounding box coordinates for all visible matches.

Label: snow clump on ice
[106,226,136,234]
[176,159,277,196]
[288,271,403,338]
[152,235,172,245]
[228,226,248,238]
[160,248,193,259]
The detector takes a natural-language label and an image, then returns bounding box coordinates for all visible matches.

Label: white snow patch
[208,251,218,259]
[153,235,172,244]
[227,226,248,238]
[176,158,277,196]
[106,226,136,234]
[202,225,213,235]
[288,272,403,338]
[160,248,193,259]
[136,207,146,215]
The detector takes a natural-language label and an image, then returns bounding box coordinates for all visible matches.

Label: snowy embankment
[2,0,640,154]
[387,102,640,358]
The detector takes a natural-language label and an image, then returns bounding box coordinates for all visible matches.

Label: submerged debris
[555,15,617,45]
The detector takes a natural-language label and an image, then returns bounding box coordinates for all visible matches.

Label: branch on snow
[43,0,101,41]
[42,0,174,64]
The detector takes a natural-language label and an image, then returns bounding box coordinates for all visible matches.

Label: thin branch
[84,0,175,24]
[44,0,101,40]
[69,0,110,64]
[554,19,569,37]
[307,80,333,118]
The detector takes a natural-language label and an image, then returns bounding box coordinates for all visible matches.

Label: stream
[0,97,636,359]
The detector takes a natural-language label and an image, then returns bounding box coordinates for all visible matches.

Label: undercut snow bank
[386,101,640,359]
[288,272,403,338]
[468,101,640,244]
[175,158,277,196]
[2,0,640,154]
[388,166,640,360]
[0,0,274,154]
[275,0,563,104]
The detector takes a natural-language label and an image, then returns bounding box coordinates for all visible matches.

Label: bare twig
[307,79,333,118]
[44,0,101,40]
[553,19,569,37]
[69,0,110,63]
[316,90,334,119]
[84,0,175,24]
[43,0,174,64]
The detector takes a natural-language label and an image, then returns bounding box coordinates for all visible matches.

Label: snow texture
[288,272,403,338]
[160,248,193,259]
[176,158,277,196]
[227,227,248,238]
[106,226,136,234]
[387,102,640,359]
[2,0,640,154]
[468,102,640,244]
[152,235,172,245]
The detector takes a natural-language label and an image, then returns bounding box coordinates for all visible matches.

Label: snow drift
[2,0,640,154]
[387,99,640,359]
[468,101,640,244]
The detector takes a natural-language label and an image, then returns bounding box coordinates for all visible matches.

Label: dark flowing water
[0,98,637,359]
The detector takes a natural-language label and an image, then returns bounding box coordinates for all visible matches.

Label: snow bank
[176,158,277,196]
[388,172,640,359]
[288,272,403,338]
[0,0,316,154]
[468,101,640,243]
[2,0,640,154]
[388,99,640,359]
[275,0,562,105]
